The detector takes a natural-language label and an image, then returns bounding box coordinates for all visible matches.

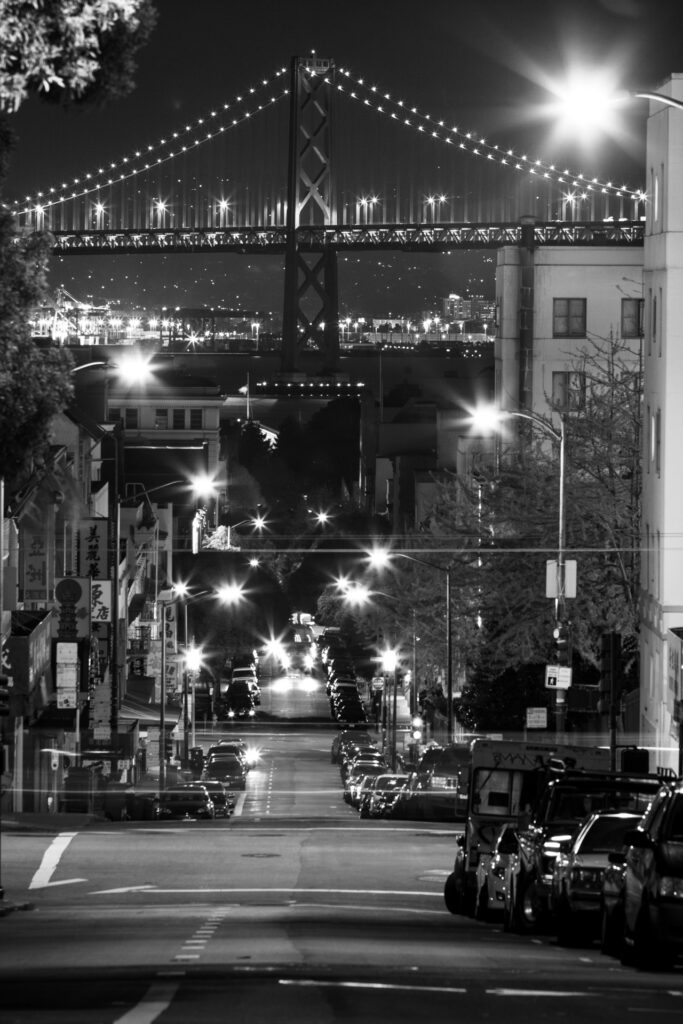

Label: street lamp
[367,547,454,743]
[381,648,399,770]
[470,404,567,620]
[470,404,569,732]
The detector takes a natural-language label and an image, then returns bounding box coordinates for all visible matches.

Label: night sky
[4,0,683,322]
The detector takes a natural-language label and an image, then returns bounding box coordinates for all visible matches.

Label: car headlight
[659,876,683,899]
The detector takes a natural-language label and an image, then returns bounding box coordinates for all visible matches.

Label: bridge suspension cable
[335,66,645,205]
[8,64,292,218]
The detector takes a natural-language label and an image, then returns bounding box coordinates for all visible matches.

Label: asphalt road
[2,702,682,1022]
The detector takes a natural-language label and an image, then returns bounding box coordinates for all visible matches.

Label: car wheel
[600,901,623,958]
[444,872,463,915]
[631,900,677,971]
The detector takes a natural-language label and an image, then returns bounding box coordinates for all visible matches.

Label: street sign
[545,559,577,599]
[526,707,548,729]
[545,664,572,689]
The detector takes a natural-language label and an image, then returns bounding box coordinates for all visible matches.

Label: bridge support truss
[281,55,339,374]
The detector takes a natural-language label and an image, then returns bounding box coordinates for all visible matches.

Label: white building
[640,74,683,775]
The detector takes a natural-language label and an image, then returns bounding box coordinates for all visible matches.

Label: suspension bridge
[10,55,646,371]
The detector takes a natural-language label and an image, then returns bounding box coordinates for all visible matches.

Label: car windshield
[576,815,641,853]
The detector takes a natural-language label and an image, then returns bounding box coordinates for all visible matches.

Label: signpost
[526,707,548,730]
[545,664,572,690]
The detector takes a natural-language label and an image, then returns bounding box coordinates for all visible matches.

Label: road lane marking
[280,980,467,993]
[113,981,179,1024]
[28,832,87,889]
[487,990,588,997]
[90,886,446,897]
[91,885,156,894]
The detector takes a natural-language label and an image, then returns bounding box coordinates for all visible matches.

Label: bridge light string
[7,66,292,219]
[334,67,646,207]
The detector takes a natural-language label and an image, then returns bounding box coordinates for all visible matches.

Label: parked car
[393,744,470,822]
[550,811,642,945]
[207,741,249,770]
[620,781,683,969]
[204,753,247,790]
[360,773,409,819]
[474,823,519,921]
[199,779,233,817]
[345,763,389,806]
[506,769,664,932]
[331,730,373,764]
[341,749,385,782]
[102,782,160,821]
[159,784,215,820]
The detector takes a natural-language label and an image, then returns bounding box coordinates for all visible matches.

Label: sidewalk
[2,811,102,833]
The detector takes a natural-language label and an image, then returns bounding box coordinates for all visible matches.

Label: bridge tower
[281,55,339,374]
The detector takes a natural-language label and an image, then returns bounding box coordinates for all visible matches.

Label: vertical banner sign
[92,680,112,740]
[164,603,177,693]
[91,580,112,623]
[23,532,48,601]
[56,641,79,709]
[78,518,109,580]
[54,578,92,639]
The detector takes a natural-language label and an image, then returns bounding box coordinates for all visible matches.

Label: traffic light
[552,622,571,666]
[0,676,11,717]
[164,736,174,761]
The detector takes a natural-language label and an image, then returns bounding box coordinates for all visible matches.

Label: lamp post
[381,648,399,770]
[156,587,176,792]
[367,548,454,743]
[171,583,212,761]
[470,404,568,732]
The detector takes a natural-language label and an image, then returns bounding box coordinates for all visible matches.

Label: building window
[551,371,586,412]
[655,408,661,475]
[124,408,138,429]
[652,294,657,352]
[172,409,185,429]
[155,408,168,429]
[189,409,203,430]
[108,407,121,422]
[621,298,644,338]
[553,298,586,338]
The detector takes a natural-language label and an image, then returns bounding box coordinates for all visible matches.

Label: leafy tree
[0,1,157,489]
[430,334,642,707]
[336,335,642,732]
[0,0,157,112]
[0,191,73,485]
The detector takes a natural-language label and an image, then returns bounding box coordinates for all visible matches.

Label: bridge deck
[43,221,644,255]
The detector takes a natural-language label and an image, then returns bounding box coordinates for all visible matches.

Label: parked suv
[620,780,683,969]
[506,769,665,932]
[159,784,215,820]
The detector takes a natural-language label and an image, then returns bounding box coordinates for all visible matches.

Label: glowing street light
[216,582,245,606]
